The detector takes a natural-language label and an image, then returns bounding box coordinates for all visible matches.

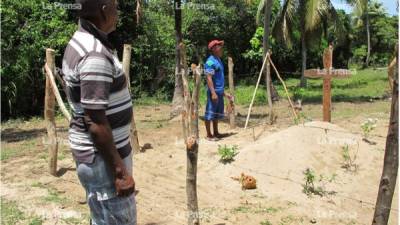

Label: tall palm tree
[346,0,370,67]
[273,0,337,87]
[348,0,386,67]
[171,0,184,117]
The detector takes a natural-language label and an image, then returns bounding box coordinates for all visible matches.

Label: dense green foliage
[1,0,76,118]
[1,0,397,119]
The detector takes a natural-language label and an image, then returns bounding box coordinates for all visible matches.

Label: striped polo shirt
[62,19,133,163]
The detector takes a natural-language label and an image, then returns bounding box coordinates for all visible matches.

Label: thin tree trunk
[300,33,307,87]
[365,11,371,68]
[264,0,279,101]
[263,0,275,123]
[371,47,398,225]
[171,0,184,118]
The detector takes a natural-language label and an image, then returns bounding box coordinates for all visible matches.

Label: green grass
[1,139,37,161]
[275,68,390,102]
[197,68,389,106]
[1,198,43,225]
[43,188,68,204]
[260,219,273,225]
[231,205,281,215]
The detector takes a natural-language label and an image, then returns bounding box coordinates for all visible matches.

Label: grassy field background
[134,68,391,106]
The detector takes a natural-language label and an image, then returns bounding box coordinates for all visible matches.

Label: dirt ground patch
[1,100,398,225]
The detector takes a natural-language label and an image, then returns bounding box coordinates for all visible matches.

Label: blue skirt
[204,91,224,121]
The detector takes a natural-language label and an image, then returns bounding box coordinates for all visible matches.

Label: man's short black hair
[75,0,111,20]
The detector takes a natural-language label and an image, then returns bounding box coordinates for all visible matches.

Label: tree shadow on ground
[1,128,46,143]
[1,127,68,143]
[56,166,76,177]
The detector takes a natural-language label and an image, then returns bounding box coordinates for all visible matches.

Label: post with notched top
[44,49,58,176]
[228,57,236,129]
[180,43,200,225]
[122,44,140,153]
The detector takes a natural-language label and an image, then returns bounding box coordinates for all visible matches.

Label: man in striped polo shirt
[62,0,136,224]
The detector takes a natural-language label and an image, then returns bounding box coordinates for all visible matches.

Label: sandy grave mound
[210,121,382,204]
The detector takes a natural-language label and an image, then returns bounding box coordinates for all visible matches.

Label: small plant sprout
[293,112,312,125]
[218,145,239,163]
[361,118,378,141]
[341,145,358,172]
[302,168,336,197]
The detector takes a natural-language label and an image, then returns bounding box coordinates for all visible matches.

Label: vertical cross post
[304,45,350,122]
[322,46,333,122]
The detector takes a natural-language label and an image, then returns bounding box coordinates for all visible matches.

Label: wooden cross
[304,44,352,122]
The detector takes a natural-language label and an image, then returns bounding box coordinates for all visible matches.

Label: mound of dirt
[211,121,383,203]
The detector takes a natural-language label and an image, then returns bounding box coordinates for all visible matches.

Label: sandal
[206,136,220,141]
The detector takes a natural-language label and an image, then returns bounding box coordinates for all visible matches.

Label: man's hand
[84,109,135,197]
[211,92,218,103]
[115,166,135,196]
[225,93,234,102]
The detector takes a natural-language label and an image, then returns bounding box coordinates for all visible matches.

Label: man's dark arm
[84,109,135,196]
[206,74,218,102]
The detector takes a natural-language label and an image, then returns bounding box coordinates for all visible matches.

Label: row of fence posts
[43,45,237,176]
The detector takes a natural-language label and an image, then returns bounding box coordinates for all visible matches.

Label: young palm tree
[346,0,370,67]
[348,0,386,67]
[273,0,337,87]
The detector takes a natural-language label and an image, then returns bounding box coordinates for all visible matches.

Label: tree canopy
[1,0,398,119]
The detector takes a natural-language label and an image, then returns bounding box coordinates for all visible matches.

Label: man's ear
[100,5,108,21]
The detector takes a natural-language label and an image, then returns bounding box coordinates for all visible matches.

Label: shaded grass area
[1,139,39,161]
[1,198,43,225]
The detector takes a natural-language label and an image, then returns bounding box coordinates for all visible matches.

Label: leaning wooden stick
[44,63,71,122]
[122,44,141,153]
[267,54,298,120]
[244,53,269,129]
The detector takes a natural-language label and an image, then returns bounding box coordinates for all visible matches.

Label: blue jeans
[76,152,137,225]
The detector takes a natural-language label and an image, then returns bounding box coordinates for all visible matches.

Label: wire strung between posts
[233,163,399,213]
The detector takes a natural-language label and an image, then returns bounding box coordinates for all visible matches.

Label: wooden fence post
[44,49,58,176]
[228,57,236,129]
[122,44,141,153]
[180,43,200,225]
